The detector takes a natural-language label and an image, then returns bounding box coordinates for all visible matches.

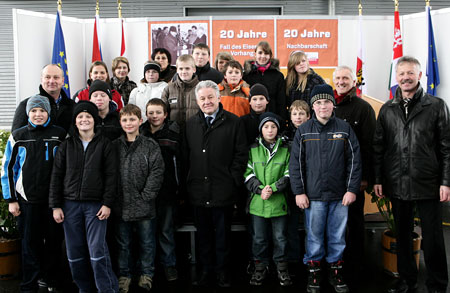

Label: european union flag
[52,10,70,97]
[426,6,439,96]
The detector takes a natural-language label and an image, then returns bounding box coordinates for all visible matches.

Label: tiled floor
[1,223,450,293]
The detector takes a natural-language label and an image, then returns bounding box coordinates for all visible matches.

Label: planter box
[0,238,20,280]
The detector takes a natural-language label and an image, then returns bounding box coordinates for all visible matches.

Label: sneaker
[138,275,153,291]
[164,266,178,281]
[328,261,349,293]
[276,262,292,286]
[118,276,131,293]
[249,262,268,286]
[307,260,322,293]
[38,279,48,288]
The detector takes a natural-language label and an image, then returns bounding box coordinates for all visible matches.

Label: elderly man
[373,56,450,293]
[333,66,376,285]
[12,64,74,132]
[182,80,247,288]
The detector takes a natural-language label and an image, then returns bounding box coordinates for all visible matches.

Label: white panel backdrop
[13,8,450,105]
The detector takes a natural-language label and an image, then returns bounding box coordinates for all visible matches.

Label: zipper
[45,142,49,161]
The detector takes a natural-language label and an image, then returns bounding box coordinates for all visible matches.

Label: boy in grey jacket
[113,104,164,292]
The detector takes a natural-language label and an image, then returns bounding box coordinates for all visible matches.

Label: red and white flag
[356,13,365,97]
[388,10,403,99]
[120,18,125,56]
[92,14,102,62]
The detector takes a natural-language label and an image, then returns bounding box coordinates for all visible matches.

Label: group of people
[1,38,449,293]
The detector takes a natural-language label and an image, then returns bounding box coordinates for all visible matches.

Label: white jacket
[129,81,168,121]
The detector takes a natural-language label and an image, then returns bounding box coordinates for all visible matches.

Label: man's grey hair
[41,64,64,77]
[396,56,421,71]
[333,65,356,81]
[195,80,220,99]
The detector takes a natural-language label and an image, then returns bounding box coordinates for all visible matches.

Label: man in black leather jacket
[373,56,450,293]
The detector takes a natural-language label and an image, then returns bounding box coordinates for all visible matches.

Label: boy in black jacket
[141,98,181,282]
[1,95,66,292]
[50,101,119,293]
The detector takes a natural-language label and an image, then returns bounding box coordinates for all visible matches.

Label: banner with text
[277,19,338,67]
[148,19,337,68]
[211,19,275,65]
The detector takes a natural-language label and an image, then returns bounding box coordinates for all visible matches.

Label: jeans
[17,202,63,292]
[63,200,118,293]
[116,218,156,277]
[251,214,288,265]
[156,203,176,267]
[303,200,348,264]
[391,198,448,292]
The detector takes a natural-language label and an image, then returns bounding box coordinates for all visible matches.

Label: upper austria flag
[356,13,365,97]
[120,18,125,56]
[388,10,403,99]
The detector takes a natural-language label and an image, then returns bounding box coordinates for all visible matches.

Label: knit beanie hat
[249,83,269,101]
[258,112,280,133]
[143,61,161,76]
[89,79,112,100]
[26,95,51,116]
[310,84,336,106]
[72,101,99,126]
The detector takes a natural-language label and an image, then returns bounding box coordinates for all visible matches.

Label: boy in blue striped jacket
[1,95,66,292]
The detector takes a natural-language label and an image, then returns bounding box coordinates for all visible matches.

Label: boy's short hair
[120,104,142,120]
[193,43,210,56]
[176,54,196,68]
[145,98,168,114]
[290,100,310,116]
[223,60,243,74]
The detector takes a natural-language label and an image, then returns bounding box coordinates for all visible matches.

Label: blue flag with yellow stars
[52,10,70,97]
[426,6,439,96]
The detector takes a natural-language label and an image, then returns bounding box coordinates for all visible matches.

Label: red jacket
[74,86,124,112]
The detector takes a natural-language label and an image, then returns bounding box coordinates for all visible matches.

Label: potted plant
[368,186,421,277]
[0,130,21,280]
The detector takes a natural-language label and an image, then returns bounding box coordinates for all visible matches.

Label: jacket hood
[244,58,280,74]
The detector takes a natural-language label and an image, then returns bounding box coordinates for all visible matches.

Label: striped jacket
[289,113,361,201]
[1,122,66,203]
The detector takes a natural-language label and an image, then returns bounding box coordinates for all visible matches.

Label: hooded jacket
[49,131,118,209]
[161,74,200,127]
[289,113,362,201]
[219,80,251,117]
[373,85,450,200]
[129,81,168,122]
[182,104,248,207]
[243,59,287,120]
[12,85,75,133]
[1,121,66,204]
[244,136,290,218]
[113,134,164,221]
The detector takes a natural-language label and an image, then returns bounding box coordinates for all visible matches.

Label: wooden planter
[381,230,421,277]
[0,238,20,280]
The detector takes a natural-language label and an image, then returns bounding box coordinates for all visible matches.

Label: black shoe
[196,271,213,287]
[217,271,231,288]
[328,261,349,293]
[387,279,418,293]
[307,260,322,293]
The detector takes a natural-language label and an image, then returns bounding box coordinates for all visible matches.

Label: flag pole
[96,0,99,16]
[118,0,122,18]
[425,0,430,7]
[394,0,398,12]
[57,0,62,12]
[358,0,362,16]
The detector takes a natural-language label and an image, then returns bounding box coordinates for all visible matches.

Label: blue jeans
[251,214,288,265]
[156,203,176,267]
[63,200,118,293]
[115,218,156,277]
[303,200,348,264]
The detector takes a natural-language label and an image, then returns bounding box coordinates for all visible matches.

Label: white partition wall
[13,8,450,106]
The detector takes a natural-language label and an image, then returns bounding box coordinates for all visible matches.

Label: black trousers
[391,198,448,292]
[17,202,63,292]
[344,189,365,272]
[193,206,232,273]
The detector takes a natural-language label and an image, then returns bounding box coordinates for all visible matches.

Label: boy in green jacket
[244,112,291,287]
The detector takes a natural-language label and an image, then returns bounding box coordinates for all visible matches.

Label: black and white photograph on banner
[151,23,208,64]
